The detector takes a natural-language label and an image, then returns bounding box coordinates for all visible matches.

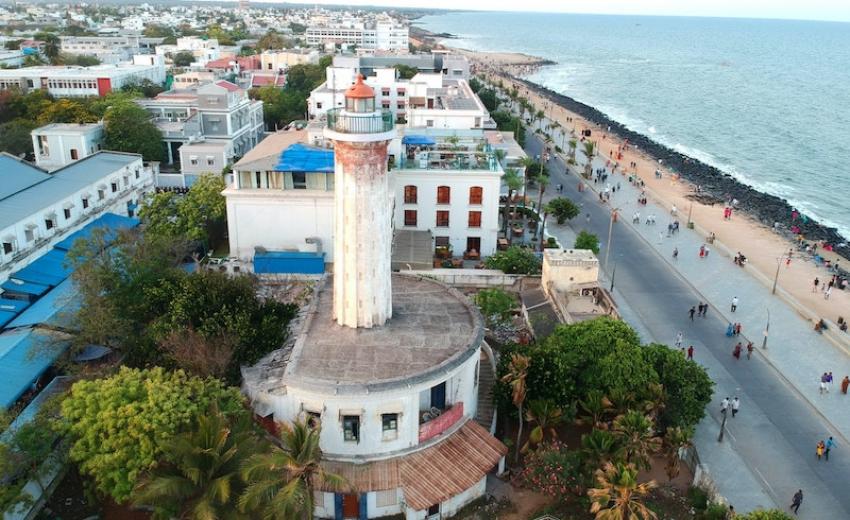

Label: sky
[265,0,850,23]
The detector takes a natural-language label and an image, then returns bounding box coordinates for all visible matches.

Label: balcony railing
[326,108,394,134]
[418,401,464,443]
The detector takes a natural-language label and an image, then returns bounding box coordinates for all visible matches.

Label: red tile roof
[237,55,261,70]
[204,57,233,69]
[214,80,241,92]
[251,74,286,87]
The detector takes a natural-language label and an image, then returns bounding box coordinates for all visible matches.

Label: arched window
[437,186,451,204]
[404,185,417,204]
[469,186,483,205]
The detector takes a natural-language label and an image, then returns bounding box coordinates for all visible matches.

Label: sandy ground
[467,51,849,337]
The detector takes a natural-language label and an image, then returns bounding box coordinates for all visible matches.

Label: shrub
[485,246,541,275]
[574,231,600,254]
[516,441,586,496]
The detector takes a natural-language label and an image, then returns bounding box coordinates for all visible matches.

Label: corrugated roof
[6,277,77,330]
[0,328,69,409]
[0,153,51,202]
[10,249,71,287]
[0,279,51,298]
[234,130,307,171]
[53,212,139,252]
[0,152,141,231]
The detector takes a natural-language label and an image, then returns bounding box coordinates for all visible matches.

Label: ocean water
[419,12,850,239]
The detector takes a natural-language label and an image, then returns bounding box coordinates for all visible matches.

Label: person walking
[813,277,820,292]
[733,342,742,360]
[701,302,708,318]
[721,397,730,415]
[816,440,825,461]
[790,489,803,515]
[731,296,739,312]
[673,247,679,260]
[731,397,740,417]
[841,375,849,394]
[746,341,754,360]
[825,285,832,300]
[689,306,696,321]
[825,436,835,461]
[687,345,694,360]
[820,373,829,394]
[675,331,684,348]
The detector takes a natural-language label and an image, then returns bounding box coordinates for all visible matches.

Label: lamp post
[762,309,770,349]
[604,207,621,272]
[772,255,785,294]
[718,408,728,442]
[610,260,617,292]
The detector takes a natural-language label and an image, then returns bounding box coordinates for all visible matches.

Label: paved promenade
[522,133,850,517]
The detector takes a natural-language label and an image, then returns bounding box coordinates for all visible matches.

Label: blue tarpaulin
[254,251,325,274]
[0,299,30,313]
[0,279,50,298]
[273,144,334,173]
[7,277,77,330]
[0,329,68,409]
[53,212,139,251]
[0,311,16,328]
[10,249,71,287]
[402,135,436,146]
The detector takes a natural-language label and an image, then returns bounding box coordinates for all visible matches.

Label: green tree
[588,462,657,520]
[172,51,196,67]
[485,246,542,274]
[132,408,263,520]
[502,167,522,241]
[661,426,693,481]
[392,63,418,79]
[178,172,227,242]
[0,118,36,156]
[612,412,661,471]
[582,140,596,178]
[577,390,613,429]
[60,367,245,503]
[34,32,60,63]
[121,78,165,98]
[581,429,622,473]
[3,39,23,50]
[143,24,175,39]
[104,101,164,161]
[500,353,530,463]
[546,197,580,224]
[477,89,498,112]
[468,77,483,93]
[289,22,307,34]
[534,173,550,239]
[257,30,286,50]
[60,54,100,66]
[36,98,95,125]
[240,419,345,518]
[524,399,569,450]
[642,344,713,430]
[575,230,600,254]
[474,288,515,327]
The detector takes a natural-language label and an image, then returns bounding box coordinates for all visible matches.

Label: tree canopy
[103,101,164,161]
[545,197,580,224]
[140,172,227,243]
[574,230,600,254]
[485,246,542,274]
[172,51,195,67]
[60,367,245,503]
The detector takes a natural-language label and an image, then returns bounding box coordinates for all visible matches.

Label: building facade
[306,19,408,52]
[31,123,105,172]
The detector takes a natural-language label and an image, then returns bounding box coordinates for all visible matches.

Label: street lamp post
[718,409,728,442]
[762,309,770,349]
[604,207,621,272]
[772,255,785,294]
[610,260,617,292]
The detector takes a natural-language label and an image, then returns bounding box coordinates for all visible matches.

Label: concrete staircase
[475,350,496,431]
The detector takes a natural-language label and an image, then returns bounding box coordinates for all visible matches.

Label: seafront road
[523,134,850,518]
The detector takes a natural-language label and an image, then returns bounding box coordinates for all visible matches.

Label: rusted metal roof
[318,420,506,511]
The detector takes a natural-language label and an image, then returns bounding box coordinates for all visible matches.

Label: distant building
[0,56,165,97]
[172,70,220,89]
[333,53,469,80]
[0,152,153,285]
[59,34,162,64]
[259,49,320,71]
[155,37,220,66]
[0,50,25,68]
[31,123,105,171]
[173,140,230,187]
[306,18,408,52]
[137,80,264,182]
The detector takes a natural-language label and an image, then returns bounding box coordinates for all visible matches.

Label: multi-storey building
[58,34,162,64]
[306,17,408,52]
[333,52,469,80]
[0,152,154,285]
[137,80,264,183]
[30,123,105,172]
[155,37,221,66]
[0,56,165,97]
[259,49,320,71]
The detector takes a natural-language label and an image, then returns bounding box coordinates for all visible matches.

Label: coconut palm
[568,139,578,164]
[520,156,538,205]
[535,109,545,132]
[662,426,693,481]
[534,173,550,239]
[607,388,637,417]
[588,462,657,520]
[132,409,262,520]
[639,383,667,424]
[612,411,661,471]
[577,390,613,429]
[582,141,596,179]
[240,419,346,520]
[503,167,522,243]
[581,429,622,471]
[500,353,530,463]
[523,399,568,451]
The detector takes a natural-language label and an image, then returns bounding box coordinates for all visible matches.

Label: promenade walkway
[522,133,850,517]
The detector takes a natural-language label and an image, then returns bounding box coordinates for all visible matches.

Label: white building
[259,49,320,71]
[306,17,408,52]
[31,123,105,172]
[58,34,162,64]
[155,37,220,66]
[137,80,264,184]
[0,152,154,285]
[0,50,25,68]
[0,57,165,97]
[242,78,505,519]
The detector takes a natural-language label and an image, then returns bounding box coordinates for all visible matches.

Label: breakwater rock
[509,74,850,263]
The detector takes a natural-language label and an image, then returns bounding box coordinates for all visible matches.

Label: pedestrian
[828,371,834,387]
[726,322,735,337]
[689,306,696,321]
[842,375,849,394]
[813,277,819,292]
[721,397,729,414]
[820,373,828,394]
[731,397,740,417]
[658,231,664,244]
[735,322,742,335]
[816,440,825,460]
[733,342,742,360]
[790,489,803,515]
[673,247,679,260]
[824,286,832,300]
[746,341,754,360]
[705,246,710,257]
[675,331,683,348]
[731,296,738,312]
[825,436,835,461]
[687,345,694,360]
[699,244,706,258]
[701,302,708,318]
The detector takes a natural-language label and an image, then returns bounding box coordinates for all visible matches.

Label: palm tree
[581,429,622,471]
[568,139,578,164]
[612,411,661,471]
[662,426,693,481]
[133,410,262,520]
[535,109,545,132]
[523,399,567,451]
[520,156,538,206]
[39,33,60,64]
[577,390,613,429]
[582,141,596,179]
[503,167,522,243]
[535,173,550,235]
[240,419,346,520]
[588,462,657,520]
[607,388,637,417]
[639,383,666,424]
[500,353,530,463]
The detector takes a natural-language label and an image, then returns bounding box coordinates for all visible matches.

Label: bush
[546,197,580,224]
[474,288,515,326]
[574,231,600,254]
[516,441,586,496]
[485,246,541,275]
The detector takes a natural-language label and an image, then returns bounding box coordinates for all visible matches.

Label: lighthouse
[324,74,396,328]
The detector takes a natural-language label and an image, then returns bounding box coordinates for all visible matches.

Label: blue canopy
[0,279,50,298]
[402,135,437,146]
[54,212,139,252]
[0,329,68,409]
[254,251,325,274]
[9,249,71,287]
[7,277,77,330]
[274,144,334,173]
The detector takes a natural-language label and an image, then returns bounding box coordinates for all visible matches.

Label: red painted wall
[419,401,464,443]
[96,77,112,96]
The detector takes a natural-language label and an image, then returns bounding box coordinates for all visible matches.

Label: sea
[418,12,850,240]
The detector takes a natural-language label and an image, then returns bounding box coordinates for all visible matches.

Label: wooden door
[342,493,359,519]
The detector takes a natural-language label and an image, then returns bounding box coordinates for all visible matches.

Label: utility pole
[772,255,784,294]
[609,260,617,292]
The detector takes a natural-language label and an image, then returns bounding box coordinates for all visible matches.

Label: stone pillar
[332,139,393,328]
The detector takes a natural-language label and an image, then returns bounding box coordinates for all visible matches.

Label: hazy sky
[274,0,850,23]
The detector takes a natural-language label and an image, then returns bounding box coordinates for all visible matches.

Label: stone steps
[475,350,496,431]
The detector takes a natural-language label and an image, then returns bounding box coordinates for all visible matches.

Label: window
[207,156,215,166]
[404,210,417,227]
[427,504,440,517]
[381,88,390,96]
[435,236,450,247]
[468,211,482,228]
[404,185,417,204]
[82,197,89,209]
[292,172,307,189]
[45,218,54,230]
[135,169,140,179]
[2,242,13,255]
[343,416,360,442]
[316,102,322,109]
[469,186,483,205]
[436,210,449,227]
[25,228,34,242]
[426,119,434,127]
[376,490,397,507]
[111,182,118,193]
[382,413,398,440]
[437,186,451,204]
[63,208,71,220]
[98,189,105,200]
[70,148,78,160]
[190,156,199,166]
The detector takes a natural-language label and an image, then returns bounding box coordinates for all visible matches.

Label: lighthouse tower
[324,75,396,328]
